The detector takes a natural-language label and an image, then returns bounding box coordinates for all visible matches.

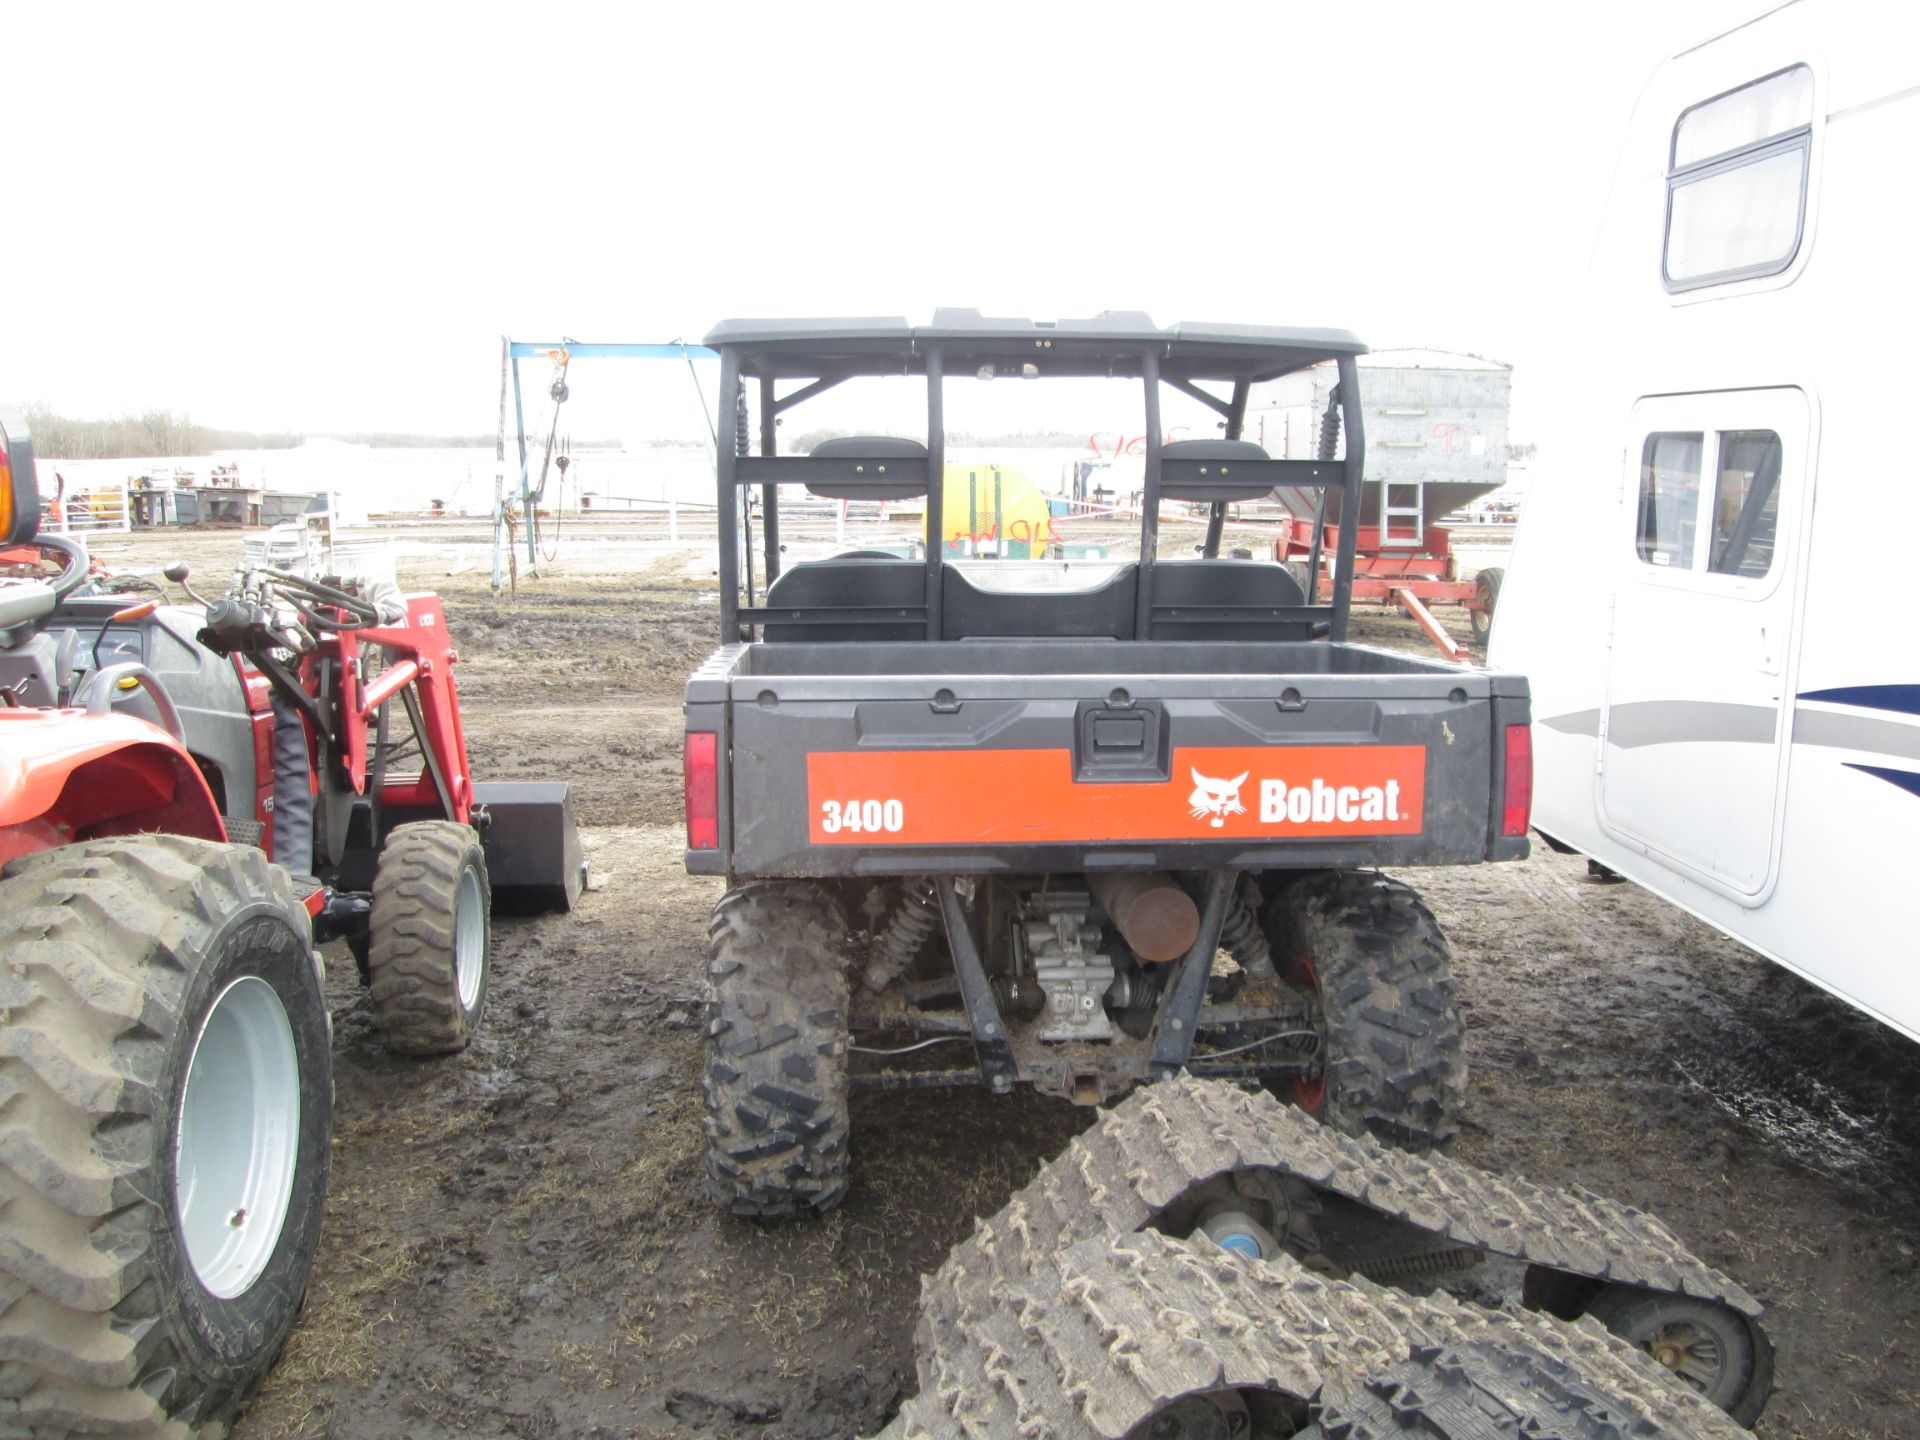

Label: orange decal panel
[806,746,1425,846]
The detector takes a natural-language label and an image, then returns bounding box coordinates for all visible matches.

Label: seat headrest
[1158,437,1279,502]
[798,435,929,500]
[1159,438,1271,462]
[808,436,928,459]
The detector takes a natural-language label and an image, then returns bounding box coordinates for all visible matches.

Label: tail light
[685,732,719,850]
[0,415,37,545]
[1501,723,1533,838]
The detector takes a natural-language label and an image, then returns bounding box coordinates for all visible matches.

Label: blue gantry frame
[499,339,719,583]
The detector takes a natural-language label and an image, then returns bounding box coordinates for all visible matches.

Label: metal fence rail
[40,475,131,535]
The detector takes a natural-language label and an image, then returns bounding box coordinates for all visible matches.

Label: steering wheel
[29,535,93,602]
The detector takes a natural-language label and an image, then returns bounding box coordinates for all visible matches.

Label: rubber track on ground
[1301,1335,1686,1440]
[880,1076,1761,1439]
[886,1228,1746,1440]
[0,836,319,1439]
[925,1075,1758,1323]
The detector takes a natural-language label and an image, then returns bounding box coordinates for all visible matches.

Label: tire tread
[701,883,851,1220]
[1269,871,1466,1150]
[0,835,322,1438]
[366,821,490,1056]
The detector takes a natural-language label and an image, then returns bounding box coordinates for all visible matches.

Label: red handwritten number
[1085,428,1194,459]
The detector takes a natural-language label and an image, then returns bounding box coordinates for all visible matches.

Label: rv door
[1598,389,1811,902]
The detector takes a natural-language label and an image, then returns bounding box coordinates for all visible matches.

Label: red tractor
[0,415,581,1436]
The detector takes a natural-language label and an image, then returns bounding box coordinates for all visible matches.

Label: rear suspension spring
[864,886,940,994]
[1219,882,1276,979]
[1351,1245,1487,1285]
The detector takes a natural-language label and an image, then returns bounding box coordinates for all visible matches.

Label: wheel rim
[1128,1390,1251,1440]
[455,863,485,1011]
[1197,1199,1284,1261]
[175,976,301,1299]
[1644,1319,1726,1394]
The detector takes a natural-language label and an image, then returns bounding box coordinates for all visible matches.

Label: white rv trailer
[1492,0,1920,1042]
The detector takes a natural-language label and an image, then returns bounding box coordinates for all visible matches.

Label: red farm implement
[1274,517,1501,661]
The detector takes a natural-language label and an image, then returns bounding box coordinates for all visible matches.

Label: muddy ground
[88,525,1920,1439]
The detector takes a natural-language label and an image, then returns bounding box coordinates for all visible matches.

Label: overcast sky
[4,1,1760,442]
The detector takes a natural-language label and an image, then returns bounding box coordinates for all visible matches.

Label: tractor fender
[0,708,226,864]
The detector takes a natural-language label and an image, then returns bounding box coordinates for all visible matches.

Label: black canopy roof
[704,309,1366,384]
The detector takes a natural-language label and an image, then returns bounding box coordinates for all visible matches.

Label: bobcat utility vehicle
[683,312,1533,1219]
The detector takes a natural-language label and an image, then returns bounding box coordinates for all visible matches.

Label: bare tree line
[20,404,1096,462]
[20,404,299,460]
[17,404,619,458]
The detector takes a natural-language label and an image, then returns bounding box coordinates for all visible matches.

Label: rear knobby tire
[1267,871,1466,1151]
[702,882,851,1220]
[1586,1283,1775,1427]
[0,835,332,1438]
[368,820,491,1056]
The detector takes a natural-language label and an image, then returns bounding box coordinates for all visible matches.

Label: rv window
[1672,66,1813,168]
[1637,432,1703,569]
[1709,430,1782,577]
[1665,65,1813,291]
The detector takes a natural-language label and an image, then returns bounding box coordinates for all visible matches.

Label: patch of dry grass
[244,1233,426,1439]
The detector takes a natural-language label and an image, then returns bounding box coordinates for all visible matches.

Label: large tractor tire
[367,820,491,1056]
[701,882,851,1220]
[0,835,332,1438]
[1267,871,1466,1151]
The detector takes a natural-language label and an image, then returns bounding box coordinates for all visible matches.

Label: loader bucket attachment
[474,781,586,914]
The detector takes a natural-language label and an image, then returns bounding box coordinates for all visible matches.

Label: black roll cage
[706,313,1368,645]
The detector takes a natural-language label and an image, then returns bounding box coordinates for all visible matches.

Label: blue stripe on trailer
[1799,684,1920,717]
[1844,763,1920,799]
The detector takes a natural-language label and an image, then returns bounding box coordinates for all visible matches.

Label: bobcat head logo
[1188,768,1249,828]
